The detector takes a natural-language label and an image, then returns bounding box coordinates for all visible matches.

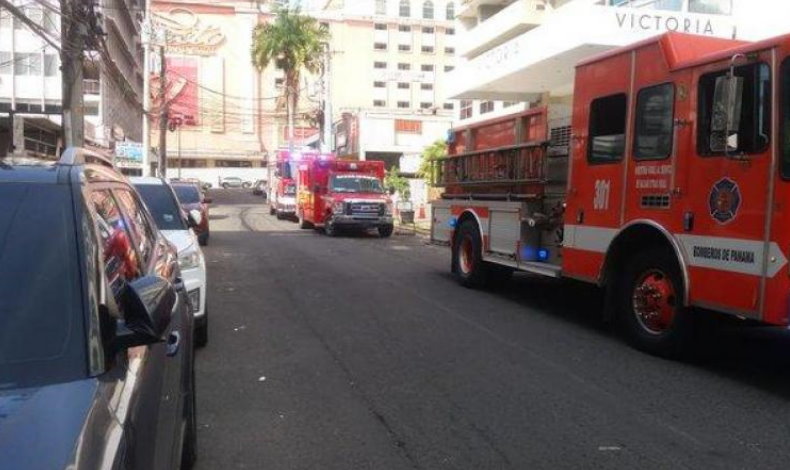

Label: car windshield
[0,184,85,389]
[173,184,201,204]
[329,175,384,193]
[284,183,296,196]
[134,184,187,231]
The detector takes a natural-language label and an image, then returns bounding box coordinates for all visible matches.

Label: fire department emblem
[709,178,741,224]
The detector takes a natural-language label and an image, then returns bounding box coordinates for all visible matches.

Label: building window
[445,47,455,55]
[374,81,386,88]
[0,52,11,74]
[397,101,410,108]
[395,119,422,133]
[398,44,411,52]
[479,101,494,114]
[503,101,517,108]
[421,64,434,72]
[216,160,253,168]
[588,93,628,163]
[443,102,454,110]
[374,99,386,107]
[421,26,434,34]
[375,23,387,30]
[420,83,433,90]
[460,100,472,119]
[44,54,58,76]
[374,42,388,51]
[446,2,455,20]
[374,61,387,69]
[634,83,675,160]
[397,82,410,89]
[376,0,387,15]
[444,65,454,72]
[421,46,434,54]
[398,25,411,32]
[446,27,455,35]
[275,77,284,88]
[422,0,434,19]
[15,6,42,29]
[14,53,42,76]
[688,0,732,15]
[420,102,432,109]
[398,63,410,70]
[399,0,410,17]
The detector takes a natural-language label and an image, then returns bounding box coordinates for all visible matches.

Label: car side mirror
[113,275,175,351]
[187,209,202,227]
[711,73,744,154]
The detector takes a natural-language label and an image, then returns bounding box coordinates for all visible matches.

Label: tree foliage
[384,166,410,200]
[418,139,447,183]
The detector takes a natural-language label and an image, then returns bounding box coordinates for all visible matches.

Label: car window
[173,184,201,204]
[134,184,187,231]
[91,190,141,294]
[0,184,86,388]
[114,189,156,267]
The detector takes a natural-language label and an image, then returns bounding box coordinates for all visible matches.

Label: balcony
[83,79,100,95]
[458,0,549,58]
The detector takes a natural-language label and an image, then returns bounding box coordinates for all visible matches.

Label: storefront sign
[609,7,733,37]
[115,141,143,169]
[153,9,225,56]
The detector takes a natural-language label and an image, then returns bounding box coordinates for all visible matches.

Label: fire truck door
[682,59,773,315]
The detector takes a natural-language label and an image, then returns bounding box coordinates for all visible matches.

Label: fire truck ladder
[433,141,549,199]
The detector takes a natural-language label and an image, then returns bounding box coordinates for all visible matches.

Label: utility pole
[60,0,85,148]
[141,0,153,175]
[158,45,168,177]
[322,43,333,153]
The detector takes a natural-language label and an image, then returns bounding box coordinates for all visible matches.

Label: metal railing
[432,141,548,187]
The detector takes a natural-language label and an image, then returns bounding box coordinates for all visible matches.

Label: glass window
[421,64,434,72]
[689,0,732,15]
[398,44,411,52]
[172,184,202,204]
[444,65,454,72]
[460,100,473,119]
[446,2,455,20]
[422,26,434,34]
[420,102,432,109]
[398,82,410,89]
[133,184,187,231]
[399,0,410,17]
[376,0,387,15]
[373,100,386,107]
[588,93,627,163]
[421,83,433,90]
[0,51,10,74]
[443,102,454,110]
[44,54,58,76]
[398,63,410,70]
[479,101,494,114]
[114,189,155,266]
[0,184,85,388]
[398,25,411,32]
[697,62,770,156]
[445,47,455,55]
[634,83,675,160]
[780,58,790,178]
[374,42,387,51]
[374,81,386,88]
[374,61,387,69]
[375,23,387,30]
[423,0,434,19]
[91,190,140,294]
[329,175,385,193]
[421,46,434,54]
[397,101,410,108]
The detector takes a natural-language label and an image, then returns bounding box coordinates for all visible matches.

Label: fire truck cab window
[634,83,675,160]
[588,93,627,163]
[780,58,790,178]
[697,62,771,156]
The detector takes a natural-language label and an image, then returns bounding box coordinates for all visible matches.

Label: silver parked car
[220,176,250,189]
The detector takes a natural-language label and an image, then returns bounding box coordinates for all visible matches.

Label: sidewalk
[394,218,431,237]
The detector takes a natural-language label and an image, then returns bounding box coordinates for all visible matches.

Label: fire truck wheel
[325,217,338,237]
[453,220,489,288]
[619,247,694,358]
[378,224,394,238]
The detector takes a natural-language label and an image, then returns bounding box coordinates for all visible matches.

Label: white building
[450,0,790,126]
[0,0,145,170]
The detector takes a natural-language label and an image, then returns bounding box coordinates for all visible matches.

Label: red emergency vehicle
[431,31,790,357]
[268,150,331,220]
[296,159,394,237]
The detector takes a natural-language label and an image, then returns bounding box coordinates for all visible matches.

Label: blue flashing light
[448,217,458,228]
[537,249,549,262]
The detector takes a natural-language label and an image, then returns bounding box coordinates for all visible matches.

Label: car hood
[161,229,197,253]
[0,379,98,470]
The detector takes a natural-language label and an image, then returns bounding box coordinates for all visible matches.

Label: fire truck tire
[378,224,394,238]
[324,217,338,237]
[453,220,489,288]
[619,247,694,358]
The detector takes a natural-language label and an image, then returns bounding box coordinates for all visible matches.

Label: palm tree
[251,7,329,151]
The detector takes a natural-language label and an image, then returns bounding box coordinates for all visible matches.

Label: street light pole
[142,0,152,175]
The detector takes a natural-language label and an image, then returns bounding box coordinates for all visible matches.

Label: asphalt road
[194,189,790,470]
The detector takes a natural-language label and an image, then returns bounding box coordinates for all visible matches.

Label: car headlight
[332,201,344,214]
[179,250,201,270]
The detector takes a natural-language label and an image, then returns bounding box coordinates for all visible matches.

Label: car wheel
[378,224,394,238]
[325,216,337,237]
[276,211,285,220]
[180,354,198,469]
[242,182,251,189]
[198,231,208,246]
[618,247,693,358]
[195,315,208,348]
[221,183,229,189]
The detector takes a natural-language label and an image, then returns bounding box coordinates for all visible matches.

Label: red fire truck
[268,150,331,220]
[431,31,790,357]
[296,159,394,237]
